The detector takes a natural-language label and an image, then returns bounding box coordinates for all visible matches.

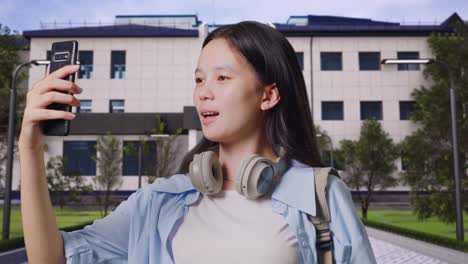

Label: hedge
[361,217,468,253]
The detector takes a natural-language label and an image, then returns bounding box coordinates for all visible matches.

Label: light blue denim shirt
[60,159,376,264]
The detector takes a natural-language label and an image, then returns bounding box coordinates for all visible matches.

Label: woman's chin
[202,131,220,142]
[202,131,226,143]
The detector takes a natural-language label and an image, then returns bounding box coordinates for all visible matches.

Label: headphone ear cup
[235,154,257,195]
[189,151,223,196]
[236,155,274,199]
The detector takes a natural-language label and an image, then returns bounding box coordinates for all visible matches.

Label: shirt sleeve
[327,175,377,264]
[60,188,144,264]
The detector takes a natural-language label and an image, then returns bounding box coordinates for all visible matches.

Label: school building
[10,12,463,194]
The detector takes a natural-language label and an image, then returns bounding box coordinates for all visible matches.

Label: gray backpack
[309,167,341,264]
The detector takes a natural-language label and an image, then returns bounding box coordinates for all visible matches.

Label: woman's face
[193,38,265,143]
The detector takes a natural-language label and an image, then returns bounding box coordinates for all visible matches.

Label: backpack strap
[309,167,340,264]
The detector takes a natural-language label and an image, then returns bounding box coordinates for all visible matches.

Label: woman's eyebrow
[194,66,236,74]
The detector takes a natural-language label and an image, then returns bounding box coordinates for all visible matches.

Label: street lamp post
[381,58,464,241]
[317,133,334,168]
[2,60,49,240]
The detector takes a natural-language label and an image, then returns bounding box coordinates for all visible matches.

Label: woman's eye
[218,75,230,81]
[195,78,202,84]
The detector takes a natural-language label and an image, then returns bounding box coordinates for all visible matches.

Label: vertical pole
[329,136,334,168]
[448,69,464,241]
[3,63,29,240]
[138,144,142,189]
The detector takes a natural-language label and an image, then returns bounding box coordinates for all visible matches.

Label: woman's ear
[260,83,281,111]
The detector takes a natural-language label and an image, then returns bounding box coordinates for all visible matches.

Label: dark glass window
[63,141,96,176]
[359,52,380,71]
[77,99,92,113]
[122,141,157,176]
[400,101,416,120]
[111,50,126,79]
[296,52,304,70]
[320,52,342,71]
[360,101,383,120]
[322,101,344,120]
[109,100,125,113]
[78,51,93,79]
[397,52,420,71]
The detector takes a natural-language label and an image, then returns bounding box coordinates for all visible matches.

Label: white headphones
[189,145,291,199]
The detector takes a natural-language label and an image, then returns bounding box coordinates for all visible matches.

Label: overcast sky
[1,0,467,33]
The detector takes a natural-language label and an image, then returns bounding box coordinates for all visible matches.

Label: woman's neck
[217,137,278,190]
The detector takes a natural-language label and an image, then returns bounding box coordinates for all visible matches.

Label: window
[359,52,380,71]
[322,101,344,120]
[397,52,420,71]
[63,141,96,176]
[76,99,92,113]
[109,99,125,113]
[360,101,382,120]
[320,52,342,71]
[122,141,157,176]
[399,101,415,120]
[111,50,126,79]
[295,52,304,70]
[78,51,93,79]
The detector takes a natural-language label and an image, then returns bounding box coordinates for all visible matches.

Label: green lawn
[358,210,468,240]
[0,207,103,239]
[1,208,467,242]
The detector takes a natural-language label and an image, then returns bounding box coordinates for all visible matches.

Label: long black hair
[177,21,324,174]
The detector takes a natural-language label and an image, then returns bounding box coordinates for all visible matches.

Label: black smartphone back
[42,40,79,136]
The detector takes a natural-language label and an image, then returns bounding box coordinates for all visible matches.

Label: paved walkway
[367,227,468,264]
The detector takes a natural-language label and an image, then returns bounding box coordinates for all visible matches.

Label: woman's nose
[198,82,214,100]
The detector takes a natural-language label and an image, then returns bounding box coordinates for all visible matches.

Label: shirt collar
[150,159,316,216]
[271,159,316,216]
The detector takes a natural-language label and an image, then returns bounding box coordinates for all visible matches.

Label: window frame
[360,101,383,120]
[321,101,344,120]
[320,52,342,71]
[109,99,125,113]
[111,50,126,79]
[359,52,381,71]
[62,141,97,176]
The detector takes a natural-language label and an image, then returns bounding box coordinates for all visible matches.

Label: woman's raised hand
[19,64,82,150]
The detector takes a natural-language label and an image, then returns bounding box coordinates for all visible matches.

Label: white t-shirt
[172,189,299,264]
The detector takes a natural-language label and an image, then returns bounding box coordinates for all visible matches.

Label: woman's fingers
[24,108,75,123]
[31,77,82,95]
[47,64,80,79]
[32,91,81,108]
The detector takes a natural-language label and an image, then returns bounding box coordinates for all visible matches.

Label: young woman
[19,21,376,263]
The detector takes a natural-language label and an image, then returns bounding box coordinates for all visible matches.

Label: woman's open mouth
[201,111,219,125]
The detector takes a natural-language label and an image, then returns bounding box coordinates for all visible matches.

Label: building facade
[11,13,462,192]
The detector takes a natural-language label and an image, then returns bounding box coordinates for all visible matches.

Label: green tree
[400,23,468,223]
[93,133,123,217]
[336,139,364,196]
[338,118,399,219]
[0,24,28,189]
[122,115,183,185]
[147,115,182,183]
[46,155,93,210]
[315,125,333,167]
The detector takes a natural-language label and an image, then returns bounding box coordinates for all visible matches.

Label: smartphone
[42,40,79,136]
